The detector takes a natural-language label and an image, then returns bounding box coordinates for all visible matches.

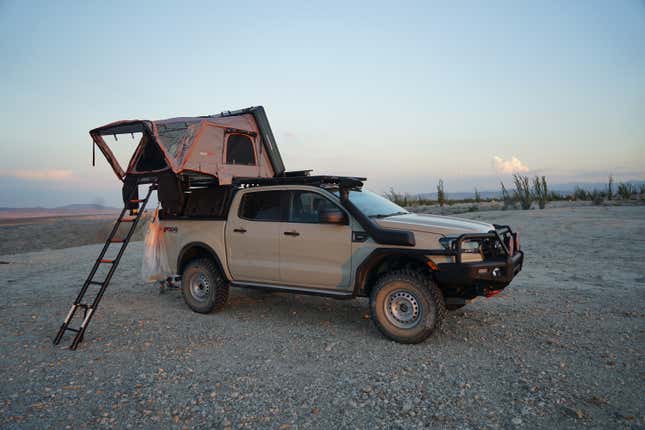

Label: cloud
[0,169,74,181]
[492,156,529,174]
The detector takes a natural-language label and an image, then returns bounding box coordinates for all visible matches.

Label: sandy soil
[0,206,643,429]
[0,213,151,255]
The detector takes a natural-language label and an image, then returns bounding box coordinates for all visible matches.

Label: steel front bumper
[434,225,524,296]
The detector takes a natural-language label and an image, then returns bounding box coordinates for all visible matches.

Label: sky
[1,0,644,207]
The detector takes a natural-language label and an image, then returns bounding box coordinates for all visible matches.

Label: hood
[374,213,494,236]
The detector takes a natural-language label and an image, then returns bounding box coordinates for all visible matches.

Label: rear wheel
[181,258,229,313]
[369,270,446,344]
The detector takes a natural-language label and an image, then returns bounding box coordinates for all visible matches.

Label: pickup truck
[160,175,524,344]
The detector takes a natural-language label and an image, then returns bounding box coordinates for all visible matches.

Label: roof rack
[232,175,366,190]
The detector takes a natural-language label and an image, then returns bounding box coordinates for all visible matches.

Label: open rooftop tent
[89,106,372,221]
[90,106,286,186]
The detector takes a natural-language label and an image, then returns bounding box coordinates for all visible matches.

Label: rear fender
[177,242,228,281]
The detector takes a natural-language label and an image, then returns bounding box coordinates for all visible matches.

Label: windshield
[334,189,409,218]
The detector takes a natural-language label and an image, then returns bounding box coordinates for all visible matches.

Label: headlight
[439,236,481,253]
[461,240,481,253]
[439,236,457,250]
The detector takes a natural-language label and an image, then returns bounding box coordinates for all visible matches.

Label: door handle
[283,231,300,237]
[233,228,247,233]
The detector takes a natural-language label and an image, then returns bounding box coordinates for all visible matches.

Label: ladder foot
[53,324,67,345]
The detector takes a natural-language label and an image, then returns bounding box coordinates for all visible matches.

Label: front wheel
[181,258,229,314]
[370,270,446,344]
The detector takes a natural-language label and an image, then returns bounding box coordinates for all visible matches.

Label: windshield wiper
[370,211,410,218]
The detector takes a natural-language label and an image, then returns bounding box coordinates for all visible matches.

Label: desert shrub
[590,189,604,205]
[384,189,435,207]
[437,179,445,207]
[548,190,563,201]
[532,176,548,209]
[607,175,614,201]
[384,188,411,206]
[513,174,532,210]
[500,182,516,210]
[573,186,589,201]
[617,182,634,200]
[467,205,479,212]
[420,197,435,205]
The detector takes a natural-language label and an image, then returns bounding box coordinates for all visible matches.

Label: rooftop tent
[89,106,286,184]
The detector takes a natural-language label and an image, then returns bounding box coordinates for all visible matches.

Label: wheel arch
[177,242,227,280]
[354,249,435,297]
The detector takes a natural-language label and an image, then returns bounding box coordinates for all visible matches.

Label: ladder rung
[129,199,145,203]
[88,281,103,286]
[65,327,81,333]
[110,239,125,243]
[99,259,114,264]
[120,217,136,222]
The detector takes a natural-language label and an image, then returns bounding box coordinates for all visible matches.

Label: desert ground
[0,205,643,429]
[0,212,149,256]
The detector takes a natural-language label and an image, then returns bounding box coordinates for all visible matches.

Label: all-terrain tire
[369,269,446,344]
[181,258,229,314]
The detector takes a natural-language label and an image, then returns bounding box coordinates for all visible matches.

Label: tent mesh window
[156,123,195,161]
[226,134,256,165]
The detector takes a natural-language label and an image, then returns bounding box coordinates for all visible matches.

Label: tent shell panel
[89,106,285,184]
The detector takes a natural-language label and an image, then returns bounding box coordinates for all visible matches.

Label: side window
[289,191,340,223]
[226,134,256,165]
[239,191,284,221]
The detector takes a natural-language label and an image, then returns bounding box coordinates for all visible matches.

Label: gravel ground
[0,206,643,429]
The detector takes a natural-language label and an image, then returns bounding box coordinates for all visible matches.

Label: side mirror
[319,208,348,225]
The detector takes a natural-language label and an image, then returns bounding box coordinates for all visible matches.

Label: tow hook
[485,289,503,298]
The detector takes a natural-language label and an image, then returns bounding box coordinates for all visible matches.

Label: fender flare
[353,248,436,296]
[177,242,227,280]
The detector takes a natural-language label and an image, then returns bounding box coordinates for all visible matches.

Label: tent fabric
[89,107,284,184]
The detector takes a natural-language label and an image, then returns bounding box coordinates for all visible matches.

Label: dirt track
[1,206,643,429]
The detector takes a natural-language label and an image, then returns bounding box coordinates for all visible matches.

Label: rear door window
[238,191,286,221]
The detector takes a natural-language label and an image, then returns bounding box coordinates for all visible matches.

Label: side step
[231,282,354,299]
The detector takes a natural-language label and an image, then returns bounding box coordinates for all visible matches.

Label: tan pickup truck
[63,107,522,348]
[160,176,524,344]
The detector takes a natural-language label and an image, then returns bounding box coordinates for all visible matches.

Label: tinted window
[289,191,340,223]
[226,134,256,165]
[239,191,283,221]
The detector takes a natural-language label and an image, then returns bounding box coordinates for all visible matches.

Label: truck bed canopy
[90,106,285,184]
